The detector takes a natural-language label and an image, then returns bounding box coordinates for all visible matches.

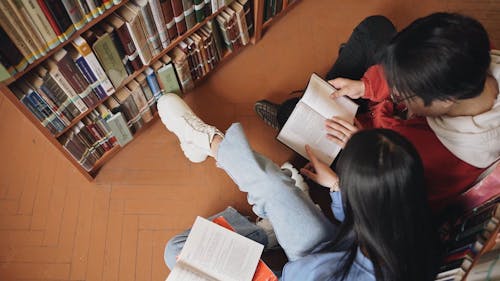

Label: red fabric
[359,65,485,211]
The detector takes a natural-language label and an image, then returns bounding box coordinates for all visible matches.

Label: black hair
[332,129,441,281]
[380,13,491,105]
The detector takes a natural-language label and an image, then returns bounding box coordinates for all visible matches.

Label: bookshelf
[0,0,300,180]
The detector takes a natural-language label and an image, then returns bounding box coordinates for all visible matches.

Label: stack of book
[0,0,122,80]
[436,198,500,281]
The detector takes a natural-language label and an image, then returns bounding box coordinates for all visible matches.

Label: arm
[330,191,345,222]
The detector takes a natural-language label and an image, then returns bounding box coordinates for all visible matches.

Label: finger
[303,162,314,171]
[325,119,352,137]
[305,145,320,165]
[327,78,347,89]
[300,167,317,181]
[330,117,358,132]
[326,134,347,148]
[330,88,348,99]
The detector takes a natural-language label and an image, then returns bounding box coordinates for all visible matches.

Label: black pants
[276,15,397,127]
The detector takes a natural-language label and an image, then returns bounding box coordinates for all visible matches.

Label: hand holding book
[300,145,340,192]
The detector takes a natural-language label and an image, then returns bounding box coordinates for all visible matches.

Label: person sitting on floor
[158,93,441,281]
[254,13,500,212]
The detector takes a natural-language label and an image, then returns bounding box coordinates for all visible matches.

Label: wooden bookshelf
[0,0,299,180]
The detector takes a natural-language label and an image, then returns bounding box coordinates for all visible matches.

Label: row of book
[0,0,254,81]
[10,0,253,136]
[0,0,122,76]
[436,199,500,281]
[263,0,283,21]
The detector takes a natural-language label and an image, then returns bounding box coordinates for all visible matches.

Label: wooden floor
[0,1,499,280]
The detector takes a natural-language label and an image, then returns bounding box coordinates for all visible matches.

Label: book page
[169,217,264,281]
[166,263,216,281]
[277,102,340,165]
[277,73,359,165]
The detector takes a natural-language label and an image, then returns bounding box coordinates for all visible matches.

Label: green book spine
[194,0,205,23]
[92,33,128,88]
[157,63,182,96]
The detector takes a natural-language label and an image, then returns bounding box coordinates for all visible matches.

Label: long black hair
[381,13,490,105]
[332,129,441,281]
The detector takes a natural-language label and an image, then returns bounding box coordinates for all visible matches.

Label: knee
[359,15,396,34]
[164,235,186,269]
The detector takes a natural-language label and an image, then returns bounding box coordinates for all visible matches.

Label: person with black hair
[255,13,500,211]
[158,93,441,281]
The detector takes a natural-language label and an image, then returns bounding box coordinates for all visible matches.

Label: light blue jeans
[164,123,336,268]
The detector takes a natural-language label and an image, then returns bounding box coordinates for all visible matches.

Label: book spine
[144,67,163,100]
[40,73,80,121]
[182,0,196,30]
[160,0,178,40]
[55,52,100,107]
[24,78,71,125]
[114,24,144,71]
[5,0,49,56]
[92,33,128,88]
[128,84,153,123]
[0,8,38,63]
[171,0,187,35]
[77,0,94,23]
[193,0,205,22]
[86,122,111,151]
[21,0,60,49]
[105,112,133,146]
[148,0,170,48]
[136,1,161,56]
[135,76,157,112]
[72,37,116,96]
[42,0,76,40]
[26,90,66,133]
[123,12,153,65]
[74,55,109,100]
[230,3,249,45]
[0,27,29,72]
[85,0,100,18]
[61,0,87,30]
[36,0,64,42]
[106,27,134,75]
[211,0,218,14]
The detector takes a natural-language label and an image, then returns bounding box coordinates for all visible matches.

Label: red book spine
[160,0,178,40]
[37,0,63,37]
[170,0,187,35]
[115,25,143,71]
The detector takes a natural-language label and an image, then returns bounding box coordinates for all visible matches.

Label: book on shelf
[117,3,154,65]
[112,87,145,133]
[97,104,133,147]
[152,57,183,96]
[169,47,194,92]
[106,14,144,71]
[236,0,254,36]
[18,0,60,50]
[100,22,135,75]
[72,36,116,97]
[83,27,128,88]
[165,216,265,281]
[126,80,154,123]
[132,0,162,56]
[144,67,164,100]
[171,0,187,36]
[0,27,29,73]
[61,0,88,30]
[229,1,250,46]
[193,0,206,23]
[148,0,170,48]
[52,49,101,107]
[277,73,359,166]
[159,0,179,41]
[181,0,196,30]
[436,199,500,281]
[41,0,77,41]
[135,73,158,113]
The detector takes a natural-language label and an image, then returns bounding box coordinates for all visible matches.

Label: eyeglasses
[390,92,415,104]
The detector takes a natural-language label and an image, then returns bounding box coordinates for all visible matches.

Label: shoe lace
[182,112,214,134]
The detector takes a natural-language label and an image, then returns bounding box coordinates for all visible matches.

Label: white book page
[166,263,215,281]
[168,217,264,281]
[277,73,359,165]
[277,102,340,165]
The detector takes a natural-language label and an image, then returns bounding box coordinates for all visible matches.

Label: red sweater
[360,65,484,211]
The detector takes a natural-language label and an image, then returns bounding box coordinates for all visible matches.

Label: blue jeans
[164,123,336,268]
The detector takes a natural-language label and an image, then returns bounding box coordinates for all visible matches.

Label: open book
[277,73,359,165]
[166,217,265,281]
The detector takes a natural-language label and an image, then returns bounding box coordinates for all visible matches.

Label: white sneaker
[281,162,309,193]
[157,94,224,163]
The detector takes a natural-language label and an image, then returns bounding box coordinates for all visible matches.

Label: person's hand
[325,117,360,148]
[300,145,340,191]
[328,78,365,99]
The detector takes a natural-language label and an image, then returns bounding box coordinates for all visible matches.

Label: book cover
[113,87,145,133]
[277,73,359,165]
[148,0,170,48]
[135,73,157,112]
[171,0,187,35]
[0,5,38,63]
[107,14,144,71]
[236,0,254,36]
[42,0,76,40]
[127,80,153,123]
[106,111,134,146]
[61,0,87,30]
[193,0,205,23]
[160,52,186,95]
[19,0,60,49]
[144,67,163,100]
[68,48,109,100]
[72,36,116,97]
[181,0,196,30]
[132,0,162,56]
[229,1,249,46]
[159,0,178,40]
[0,27,29,72]
[117,3,154,65]
[100,22,135,75]
[90,29,128,88]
